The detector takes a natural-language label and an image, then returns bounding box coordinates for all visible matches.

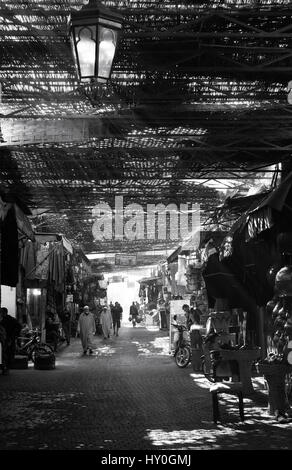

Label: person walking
[182,304,196,329]
[77,305,96,355]
[112,302,123,336]
[190,296,203,325]
[0,320,8,375]
[0,307,21,373]
[130,301,138,327]
[100,306,112,339]
[60,308,71,345]
[45,311,59,352]
[182,303,203,352]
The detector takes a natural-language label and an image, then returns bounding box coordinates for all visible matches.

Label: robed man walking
[77,306,96,355]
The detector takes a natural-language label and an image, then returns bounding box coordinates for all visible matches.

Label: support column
[0,229,1,309]
[40,288,47,343]
[257,306,266,359]
[281,161,292,181]
[16,266,25,324]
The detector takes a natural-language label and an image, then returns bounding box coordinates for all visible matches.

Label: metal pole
[40,288,47,343]
[0,229,2,308]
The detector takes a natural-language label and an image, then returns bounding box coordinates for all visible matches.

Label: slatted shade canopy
[0,1,291,254]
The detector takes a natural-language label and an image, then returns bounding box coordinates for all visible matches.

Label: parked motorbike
[173,324,191,368]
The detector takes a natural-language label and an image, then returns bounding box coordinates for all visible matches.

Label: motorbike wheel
[174,346,191,368]
[30,344,54,363]
[285,372,292,405]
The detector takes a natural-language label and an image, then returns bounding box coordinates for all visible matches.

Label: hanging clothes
[202,251,257,315]
[1,205,19,286]
[165,274,172,292]
[100,308,112,339]
[48,242,65,291]
[35,243,50,280]
[20,240,37,280]
[176,255,187,286]
[169,262,178,296]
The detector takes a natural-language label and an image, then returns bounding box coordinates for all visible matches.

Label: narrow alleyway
[1,324,292,451]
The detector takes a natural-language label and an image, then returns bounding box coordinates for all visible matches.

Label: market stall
[0,193,35,318]
[238,170,292,420]
[21,233,73,342]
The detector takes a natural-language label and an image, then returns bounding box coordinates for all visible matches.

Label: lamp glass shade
[69,4,122,83]
[98,26,117,81]
[75,25,97,80]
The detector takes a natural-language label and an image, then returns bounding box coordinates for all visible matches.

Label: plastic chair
[208,350,245,424]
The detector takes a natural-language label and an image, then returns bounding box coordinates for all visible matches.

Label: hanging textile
[169,262,178,296]
[165,274,172,292]
[20,240,37,279]
[223,229,275,307]
[244,170,292,241]
[1,205,19,286]
[35,243,50,280]
[176,255,187,286]
[202,251,257,314]
[48,242,65,291]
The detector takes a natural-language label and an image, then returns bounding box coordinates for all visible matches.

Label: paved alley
[1,324,292,451]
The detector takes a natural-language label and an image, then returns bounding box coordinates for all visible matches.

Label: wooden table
[219,348,262,395]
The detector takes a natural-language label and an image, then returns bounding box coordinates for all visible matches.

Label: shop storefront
[0,194,35,316]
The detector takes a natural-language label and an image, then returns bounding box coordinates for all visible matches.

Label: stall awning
[199,230,229,249]
[15,204,35,242]
[35,232,61,243]
[245,171,292,240]
[35,232,73,254]
[62,235,73,254]
[138,276,162,284]
[167,234,199,264]
[167,246,182,264]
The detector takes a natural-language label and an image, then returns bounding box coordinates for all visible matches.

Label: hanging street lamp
[68,0,123,85]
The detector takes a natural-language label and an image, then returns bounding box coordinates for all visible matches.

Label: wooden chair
[208,350,245,424]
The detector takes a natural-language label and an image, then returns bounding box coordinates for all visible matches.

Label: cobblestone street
[1,324,292,451]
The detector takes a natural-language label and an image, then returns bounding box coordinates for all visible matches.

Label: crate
[11,355,28,369]
[34,352,55,370]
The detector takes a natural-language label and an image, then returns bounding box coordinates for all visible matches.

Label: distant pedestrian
[60,308,71,345]
[130,301,138,327]
[0,307,21,373]
[182,303,202,350]
[112,302,123,336]
[190,297,202,325]
[100,306,112,339]
[45,311,59,352]
[77,306,96,355]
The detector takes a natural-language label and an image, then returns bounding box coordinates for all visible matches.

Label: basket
[34,352,56,370]
[256,362,292,415]
[256,362,291,377]
[11,355,28,369]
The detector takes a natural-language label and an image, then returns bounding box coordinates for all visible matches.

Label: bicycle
[16,329,54,363]
[172,324,191,368]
